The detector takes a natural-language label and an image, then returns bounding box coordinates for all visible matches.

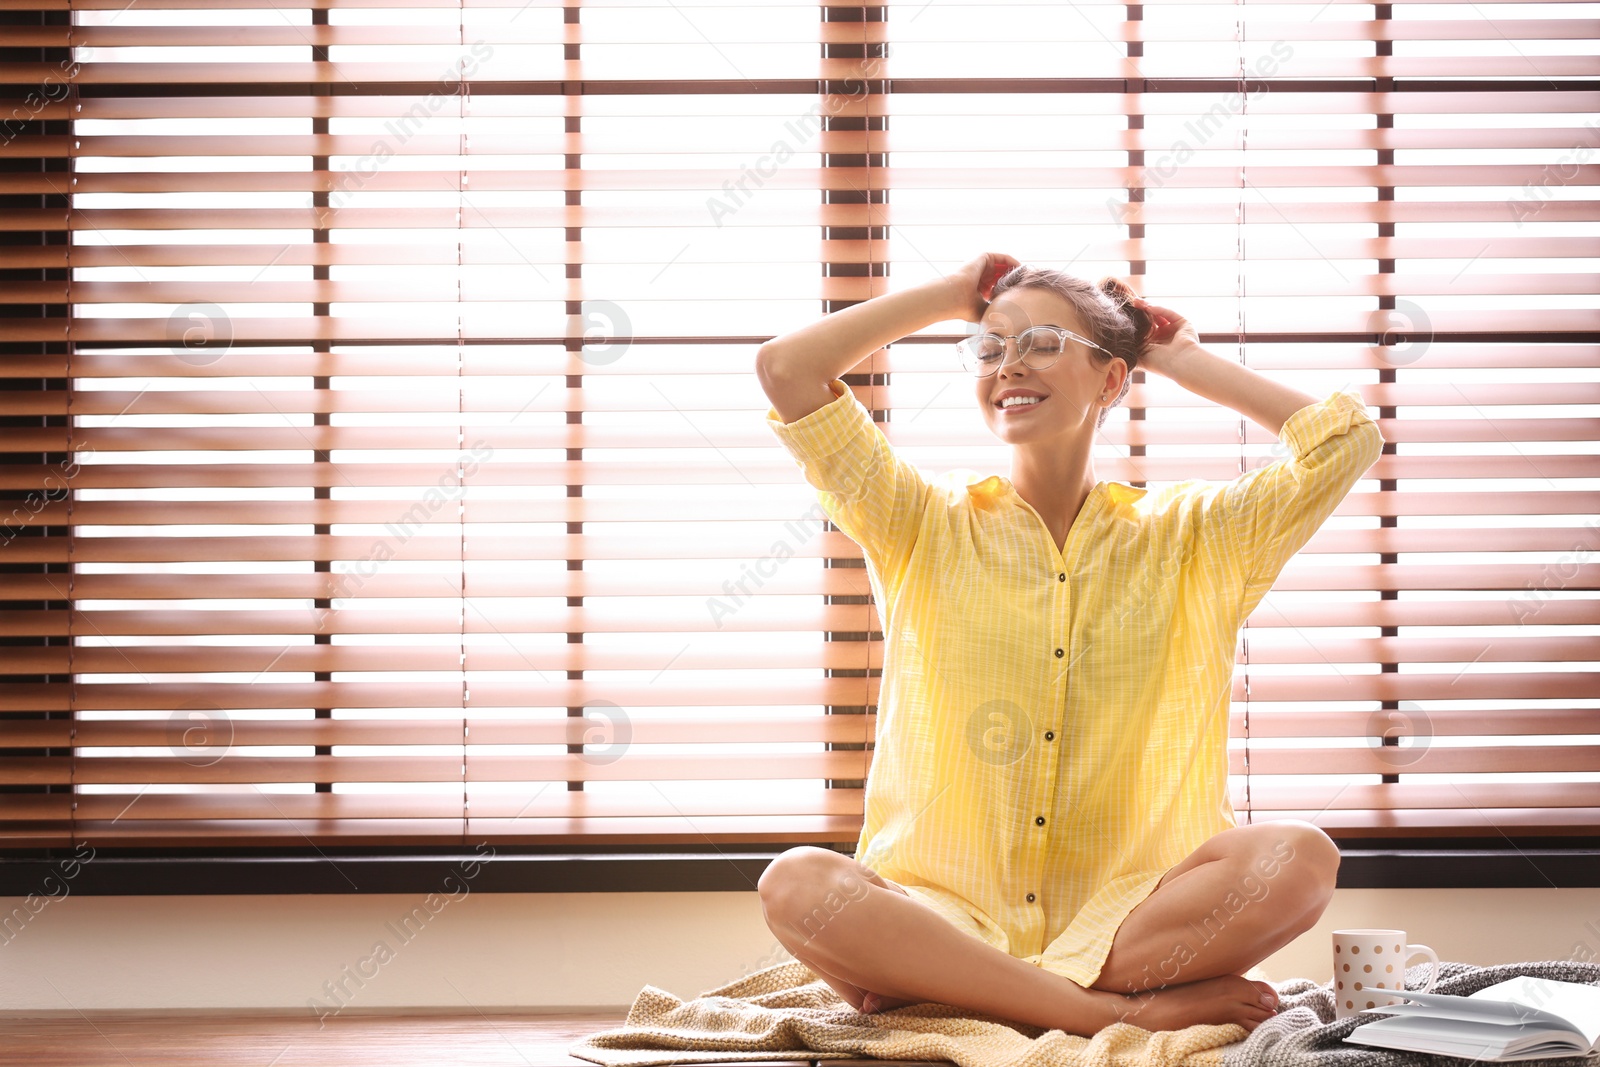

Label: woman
[753,252,1385,1038]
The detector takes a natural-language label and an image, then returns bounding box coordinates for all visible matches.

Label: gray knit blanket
[1224,960,1600,1067]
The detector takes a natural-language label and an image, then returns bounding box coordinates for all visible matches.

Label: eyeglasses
[955,326,1113,378]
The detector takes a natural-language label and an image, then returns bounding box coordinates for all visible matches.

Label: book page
[1376,988,1574,1031]
[1360,1002,1562,1030]
[1348,1015,1586,1061]
[1468,976,1600,1049]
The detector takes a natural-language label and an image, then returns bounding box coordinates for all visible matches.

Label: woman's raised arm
[1132,298,1319,438]
[755,253,1020,425]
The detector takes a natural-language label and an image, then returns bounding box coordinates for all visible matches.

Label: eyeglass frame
[955,325,1115,378]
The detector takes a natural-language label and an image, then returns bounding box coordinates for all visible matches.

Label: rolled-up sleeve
[1221,389,1386,597]
[765,378,932,595]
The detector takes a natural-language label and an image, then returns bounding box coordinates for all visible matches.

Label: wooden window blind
[1,1,1596,850]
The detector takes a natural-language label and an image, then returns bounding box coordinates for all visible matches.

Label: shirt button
[1026,892,1037,903]
[1045,731,1055,741]
[1054,648,1064,658]
[1035,816,1046,826]
[1058,573,1066,582]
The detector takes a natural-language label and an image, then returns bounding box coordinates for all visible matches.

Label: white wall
[2,888,1598,1012]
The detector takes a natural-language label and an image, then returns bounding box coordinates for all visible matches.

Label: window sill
[2,841,1597,894]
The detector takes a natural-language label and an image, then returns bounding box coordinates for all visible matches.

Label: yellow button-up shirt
[766,379,1384,990]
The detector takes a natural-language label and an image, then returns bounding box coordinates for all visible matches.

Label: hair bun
[1097,276,1138,307]
[1097,276,1154,351]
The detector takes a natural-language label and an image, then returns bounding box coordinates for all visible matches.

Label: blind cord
[457,0,469,843]
[1235,1,1252,826]
[66,0,78,847]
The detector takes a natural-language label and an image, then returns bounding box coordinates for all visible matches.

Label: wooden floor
[0,1009,958,1067]
[0,1010,777,1067]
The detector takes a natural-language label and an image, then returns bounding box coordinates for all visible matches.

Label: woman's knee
[1249,821,1339,924]
[758,846,884,927]
[1271,822,1341,889]
[758,846,845,913]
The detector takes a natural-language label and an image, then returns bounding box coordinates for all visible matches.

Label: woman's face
[973,287,1125,446]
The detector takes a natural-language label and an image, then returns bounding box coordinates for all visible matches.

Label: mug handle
[1405,944,1440,993]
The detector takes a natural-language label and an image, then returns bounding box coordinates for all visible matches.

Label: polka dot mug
[1332,929,1440,1020]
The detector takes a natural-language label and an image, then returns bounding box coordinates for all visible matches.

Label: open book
[1342,975,1600,1062]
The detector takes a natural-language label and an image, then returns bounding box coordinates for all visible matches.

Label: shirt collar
[1103,481,1148,507]
[964,475,1146,509]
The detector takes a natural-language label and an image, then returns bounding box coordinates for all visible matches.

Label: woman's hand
[945,252,1022,323]
[1129,297,1201,379]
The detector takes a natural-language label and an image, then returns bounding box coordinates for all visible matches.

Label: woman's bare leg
[786,867,933,1013]
[1093,821,1339,1002]
[756,846,1278,1036]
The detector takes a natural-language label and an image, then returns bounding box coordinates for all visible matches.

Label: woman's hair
[989,266,1154,429]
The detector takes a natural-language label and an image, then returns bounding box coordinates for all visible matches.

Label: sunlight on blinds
[0,0,1594,846]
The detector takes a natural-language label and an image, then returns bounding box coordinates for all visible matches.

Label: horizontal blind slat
[0,526,1592,566]
[3,566,1594,601]
[0,602,1595,630]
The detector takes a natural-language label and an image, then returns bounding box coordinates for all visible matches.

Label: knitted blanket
[1222,959,1600,1067]
[570,959,1600,1067]
[569,958,1265,1067]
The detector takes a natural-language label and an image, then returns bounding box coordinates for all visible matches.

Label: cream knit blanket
[568,959,1262,1067]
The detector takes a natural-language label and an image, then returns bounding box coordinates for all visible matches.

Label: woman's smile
[994,389,1049,414]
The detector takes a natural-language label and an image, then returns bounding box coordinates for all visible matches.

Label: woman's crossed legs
[756,822,1338,1036]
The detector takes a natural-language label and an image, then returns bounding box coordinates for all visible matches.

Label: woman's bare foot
[1101,974,1280,1033]
[865,975,1278,1035]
